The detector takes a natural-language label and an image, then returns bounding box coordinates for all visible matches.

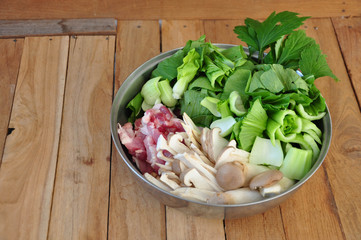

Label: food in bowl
[116,11,338,206]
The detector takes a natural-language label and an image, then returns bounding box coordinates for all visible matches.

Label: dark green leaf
[299,43,339,81]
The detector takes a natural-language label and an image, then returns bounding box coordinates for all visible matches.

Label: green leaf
[204,55,225,87]
[188,75,222,92]
[221,45,247,62]
[151,50,185,80]
[299,43,339,81]
[234,11,309,60]
[173,48,201,99]
[183,35,206,54]
[223,68,251,102]
[126,93,143,123]
[180,90,216,127]
[277,30,315,66]
[238,99,268,151]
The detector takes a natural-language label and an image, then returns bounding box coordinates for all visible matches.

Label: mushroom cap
[216,162,246,190]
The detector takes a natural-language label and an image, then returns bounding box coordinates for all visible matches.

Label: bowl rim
[110,44,332,208]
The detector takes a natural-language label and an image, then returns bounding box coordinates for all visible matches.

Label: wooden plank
[0,36,69,240]
[0,18,117,38]
[299,18,361,240]
[161,20,225,240]
[203,20,246,46]
[332,16,361,108]
[108,20,166,240]
[225,208,285,240]
[161,20,205,52]
[48,35,115,239]
[203,19,287,240]
[0,38,23,165]
[1,0,360,20]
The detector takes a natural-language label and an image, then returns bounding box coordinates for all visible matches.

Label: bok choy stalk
[279,147,313,180]
[173,48,201,99]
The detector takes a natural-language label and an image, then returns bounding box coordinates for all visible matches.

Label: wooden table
[0,17,361,240]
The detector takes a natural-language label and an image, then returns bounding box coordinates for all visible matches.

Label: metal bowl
[110,44,332,219]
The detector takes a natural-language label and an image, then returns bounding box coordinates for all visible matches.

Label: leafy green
[238,99,268,151]
[299,43,339,81]
[188,75,222,92]
[222,68,251,102]
[276,30,315,67]
[141,76,162,105]
[151,50,185,80]
[173,48,201,99]
[126,93,143,122]
[204,55,225,87]
[234,11,309,61]
[279,147,313,180]
[180,90,216,127]
[158,79,177,107]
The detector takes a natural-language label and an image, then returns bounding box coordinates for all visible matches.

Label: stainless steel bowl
[110,44,332,219]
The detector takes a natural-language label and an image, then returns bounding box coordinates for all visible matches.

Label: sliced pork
[118,104,184,174]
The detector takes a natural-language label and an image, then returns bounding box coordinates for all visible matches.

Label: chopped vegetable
[249,136,284,167]
[279,147,313,180]
[210,116,237,137]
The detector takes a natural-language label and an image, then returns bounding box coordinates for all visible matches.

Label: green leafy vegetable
[151,50,185,80]
[238,99,268,151]
[180,90,216,127]
[126,93,143,122]
[158,79,177,107]
[249,136,284,167]
[141,76,162,105]
[279,147,313,180]
[210,116,237,137]
[173,48,201,99]
[234,11,309,61]
[299,43,339,81]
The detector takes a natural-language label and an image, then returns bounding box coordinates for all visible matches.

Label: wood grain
[225,207,285,240]
[48,36,115,240]
[108,20,166,240]
[1,0,360,20]
[0,18,117,38]
[0,39,23,165]
[301,18,361,240]
[332,16,361,108]
[203,20,246,46]
[161,20,225,240]
[0,36,69,240]
[161,20,204,52]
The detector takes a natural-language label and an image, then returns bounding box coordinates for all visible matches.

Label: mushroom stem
[259,177,295,197]
[207,188,263,204]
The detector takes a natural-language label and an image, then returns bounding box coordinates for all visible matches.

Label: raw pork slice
[118,104,184,174]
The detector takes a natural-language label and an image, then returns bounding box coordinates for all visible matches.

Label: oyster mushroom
[171,159,187,175]
[160,171,181,190]
[249,170,284,190]
[156,134,177,155]
[168,133,191,154]
[259,177,295,197]
[200,128,229,163]
[144,173,172,192]
[180,168,222,191]
[174,152,222,191]
[215,145,249,169]
[207,188,263,205]
[171,187,215,202]
[182,112,202,142]
[215,162,246,190]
